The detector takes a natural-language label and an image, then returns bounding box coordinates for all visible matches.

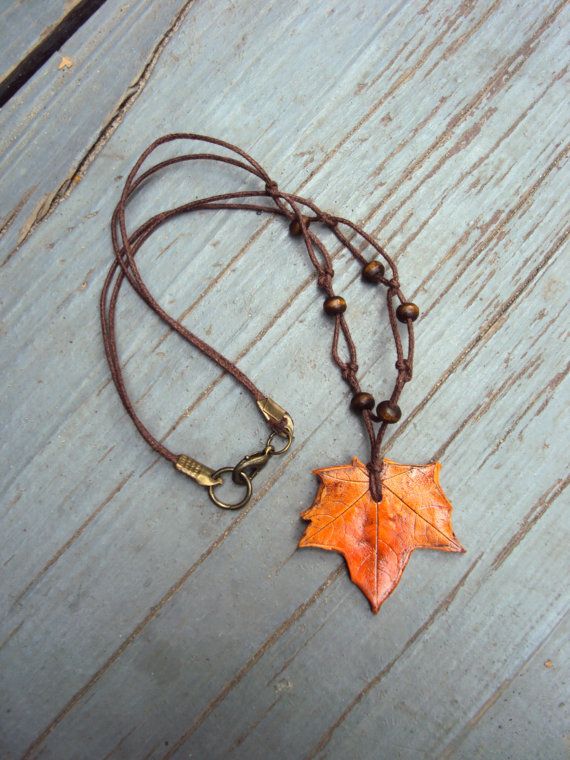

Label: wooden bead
[351,392,375,412]
[396,302,420,322]
[362,260,385,283]
[289,216,310,236]
[376,400,402,423]
[323,296,347,315]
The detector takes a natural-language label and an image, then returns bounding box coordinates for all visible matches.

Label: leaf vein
[381,481,460,549]
[307,490,369,540]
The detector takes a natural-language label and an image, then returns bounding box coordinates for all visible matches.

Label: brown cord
[101,133,415,500]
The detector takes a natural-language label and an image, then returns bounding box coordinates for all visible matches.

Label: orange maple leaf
[299,457,465,613]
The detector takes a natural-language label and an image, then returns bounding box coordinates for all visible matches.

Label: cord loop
[101,133,416,504]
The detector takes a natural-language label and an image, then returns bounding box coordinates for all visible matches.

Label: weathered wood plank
[0,0,85,88]
[2,0,556,612]
[447,613,569,759]
[26,236,568,760]
[305,473,568,760]
[0,0,193,257]
[0,0,568,757]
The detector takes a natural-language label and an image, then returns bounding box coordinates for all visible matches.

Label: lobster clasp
[232,443,273,484]
[207,426,293,511]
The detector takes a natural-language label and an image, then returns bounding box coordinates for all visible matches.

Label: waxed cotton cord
[101,133,416,500]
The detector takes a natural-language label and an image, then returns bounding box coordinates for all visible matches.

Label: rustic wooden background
[1,1,568,758]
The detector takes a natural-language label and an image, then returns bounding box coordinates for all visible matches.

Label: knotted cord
[101,133,416,501]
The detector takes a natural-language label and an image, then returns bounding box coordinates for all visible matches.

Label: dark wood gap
[0,0,108,108]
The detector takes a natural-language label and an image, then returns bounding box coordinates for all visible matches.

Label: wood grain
[0,0,194,258]
[0,1,568,758]
[0,0,86,90]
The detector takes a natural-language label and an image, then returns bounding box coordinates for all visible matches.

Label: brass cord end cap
[256,397,294,438]
[175,455,222,487]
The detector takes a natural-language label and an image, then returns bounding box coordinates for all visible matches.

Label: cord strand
[101,134,416,497]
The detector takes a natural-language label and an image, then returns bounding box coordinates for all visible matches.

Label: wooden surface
[1,1,568,758]
[0,0,85,89]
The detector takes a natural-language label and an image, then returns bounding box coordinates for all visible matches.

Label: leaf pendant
[299,457,465,613]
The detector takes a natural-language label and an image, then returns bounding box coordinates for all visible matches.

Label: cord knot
[395,358,412,381]
[318,212,337,227]
[265,180,279,196]
[317,269,334,291]
[340,361,358,383]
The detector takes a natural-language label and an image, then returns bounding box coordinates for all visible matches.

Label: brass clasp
[232,441,273,484]
[207,429,293,510]
[176,398,294,511]
[175,454,223,487]
[256,397,294,439]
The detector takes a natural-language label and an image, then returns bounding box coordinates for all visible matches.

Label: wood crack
[438,610,570,758]
[161,568,344,759]
[491,476,569,572]
[11,471,134,608]
[15,176,565,758]
[305,554,483,759]
[1,0,198,267]
[0,0,107,107]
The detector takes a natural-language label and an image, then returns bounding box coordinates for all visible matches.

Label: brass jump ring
[267,430,293,455]
[208,467,253,510]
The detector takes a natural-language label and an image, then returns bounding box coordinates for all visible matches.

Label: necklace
[101,133,464,613]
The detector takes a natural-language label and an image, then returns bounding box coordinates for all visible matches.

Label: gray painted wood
[1,1,568,758]
[451,613,569,759]
[0,0,84,86]
[0,0,193,257]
